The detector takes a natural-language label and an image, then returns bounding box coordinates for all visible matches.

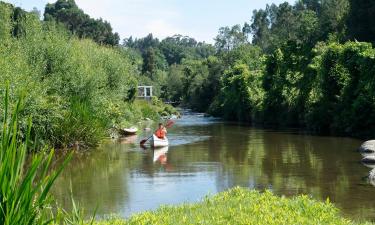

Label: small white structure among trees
[137,86,153,99]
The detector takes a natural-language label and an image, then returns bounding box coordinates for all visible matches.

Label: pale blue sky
[5,0,293,43]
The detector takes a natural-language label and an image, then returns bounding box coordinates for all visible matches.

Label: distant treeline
[122,0,375,138]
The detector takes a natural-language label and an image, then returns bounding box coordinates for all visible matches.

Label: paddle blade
[140,139,147,145]
[165,120,175,128]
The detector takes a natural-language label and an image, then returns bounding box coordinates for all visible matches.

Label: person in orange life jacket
[155,123,167,139]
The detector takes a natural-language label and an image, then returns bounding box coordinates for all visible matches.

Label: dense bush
[0,2,174,148]
[306,41,375,137]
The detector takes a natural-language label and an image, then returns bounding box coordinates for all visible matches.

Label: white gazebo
[137,86,153,99]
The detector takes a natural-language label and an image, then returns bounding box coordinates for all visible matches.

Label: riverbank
[0,2,179,149]
[93,187,365,225]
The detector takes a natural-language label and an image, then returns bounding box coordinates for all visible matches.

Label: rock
[145,118,151,121]
[359,140,375,153]
[361,151,375,158]
[361,155,375,164]
[144,127,151,131]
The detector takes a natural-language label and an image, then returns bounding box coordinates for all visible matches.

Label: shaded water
[52,111,375,221]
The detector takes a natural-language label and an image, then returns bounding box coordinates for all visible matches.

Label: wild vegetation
[1,0,375,224]
[0,1,176,148]
[94,187,360,225]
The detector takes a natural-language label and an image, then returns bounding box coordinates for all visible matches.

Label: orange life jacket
[155,128,166,139]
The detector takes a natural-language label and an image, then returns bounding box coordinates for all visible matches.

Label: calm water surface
[52,111,375,221]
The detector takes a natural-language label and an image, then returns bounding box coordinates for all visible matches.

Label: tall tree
[319,0,349,40]
[251,9,271,51]
[347,0,375,44]
[214,25,247,52]
[142,48,157,76]
[44,0,119,45]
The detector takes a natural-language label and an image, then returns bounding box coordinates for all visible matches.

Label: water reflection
[153,146,168,164]
[51,112,375,221]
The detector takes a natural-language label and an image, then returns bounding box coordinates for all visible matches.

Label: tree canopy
[44,0,119,46]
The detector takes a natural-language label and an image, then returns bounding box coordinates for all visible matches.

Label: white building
[137,86,153,99]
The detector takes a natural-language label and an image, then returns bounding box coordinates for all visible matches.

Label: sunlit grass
[94,187,361,225]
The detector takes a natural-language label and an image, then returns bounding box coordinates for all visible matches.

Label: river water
[51,111,375,221]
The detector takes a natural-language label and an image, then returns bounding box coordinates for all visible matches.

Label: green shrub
[94,187,354,225]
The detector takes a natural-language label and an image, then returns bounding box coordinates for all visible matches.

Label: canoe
[151,134,169,148]
[119,127,138,136]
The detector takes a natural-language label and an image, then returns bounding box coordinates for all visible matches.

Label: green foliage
[250,0,348,53]
[347,0,375,44]
[210,45,265,121]
[0,86,71,225]
[306,41,375,137]
[217,63,264,121]
[214,25,248,52]
[0,3,173,148]
[94,187,354,225]
[0,2,12,42]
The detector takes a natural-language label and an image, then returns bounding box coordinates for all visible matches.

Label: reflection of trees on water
[167,123,369,220]
[52,119,372,220]
[51,141,144,216]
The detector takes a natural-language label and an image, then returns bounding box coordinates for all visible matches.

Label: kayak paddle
[140,120,175,145]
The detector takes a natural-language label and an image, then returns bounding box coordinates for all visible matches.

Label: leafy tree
[347,0,375,44]
[219,63,264,121]
[44,0,119,46]
[295,0,322,13]
[142,48,157,76]
[251,8,271,52]
[319,0,349,40]
[214,25,247,52]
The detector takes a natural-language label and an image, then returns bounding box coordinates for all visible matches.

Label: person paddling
[155,123,167,139]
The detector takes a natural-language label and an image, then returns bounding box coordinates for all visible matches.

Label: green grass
[94,187,360,225]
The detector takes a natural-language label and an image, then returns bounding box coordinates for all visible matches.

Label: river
[51,110,375,221]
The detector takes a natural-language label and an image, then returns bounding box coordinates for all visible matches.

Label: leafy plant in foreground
[0,86,71,225]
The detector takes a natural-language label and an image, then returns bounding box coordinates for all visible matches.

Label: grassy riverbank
[94,187,365,225]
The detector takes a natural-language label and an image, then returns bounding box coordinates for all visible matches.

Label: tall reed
[0,85,71,224]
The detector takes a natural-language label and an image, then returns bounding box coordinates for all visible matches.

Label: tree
[214,25,247,52]
[44,0,119,46]
[142,48,157,76]
[251,9,271,51]
[347,0,375,44]
[319,0,349,40]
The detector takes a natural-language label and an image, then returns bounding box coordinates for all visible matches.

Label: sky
[5,0,293,43]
